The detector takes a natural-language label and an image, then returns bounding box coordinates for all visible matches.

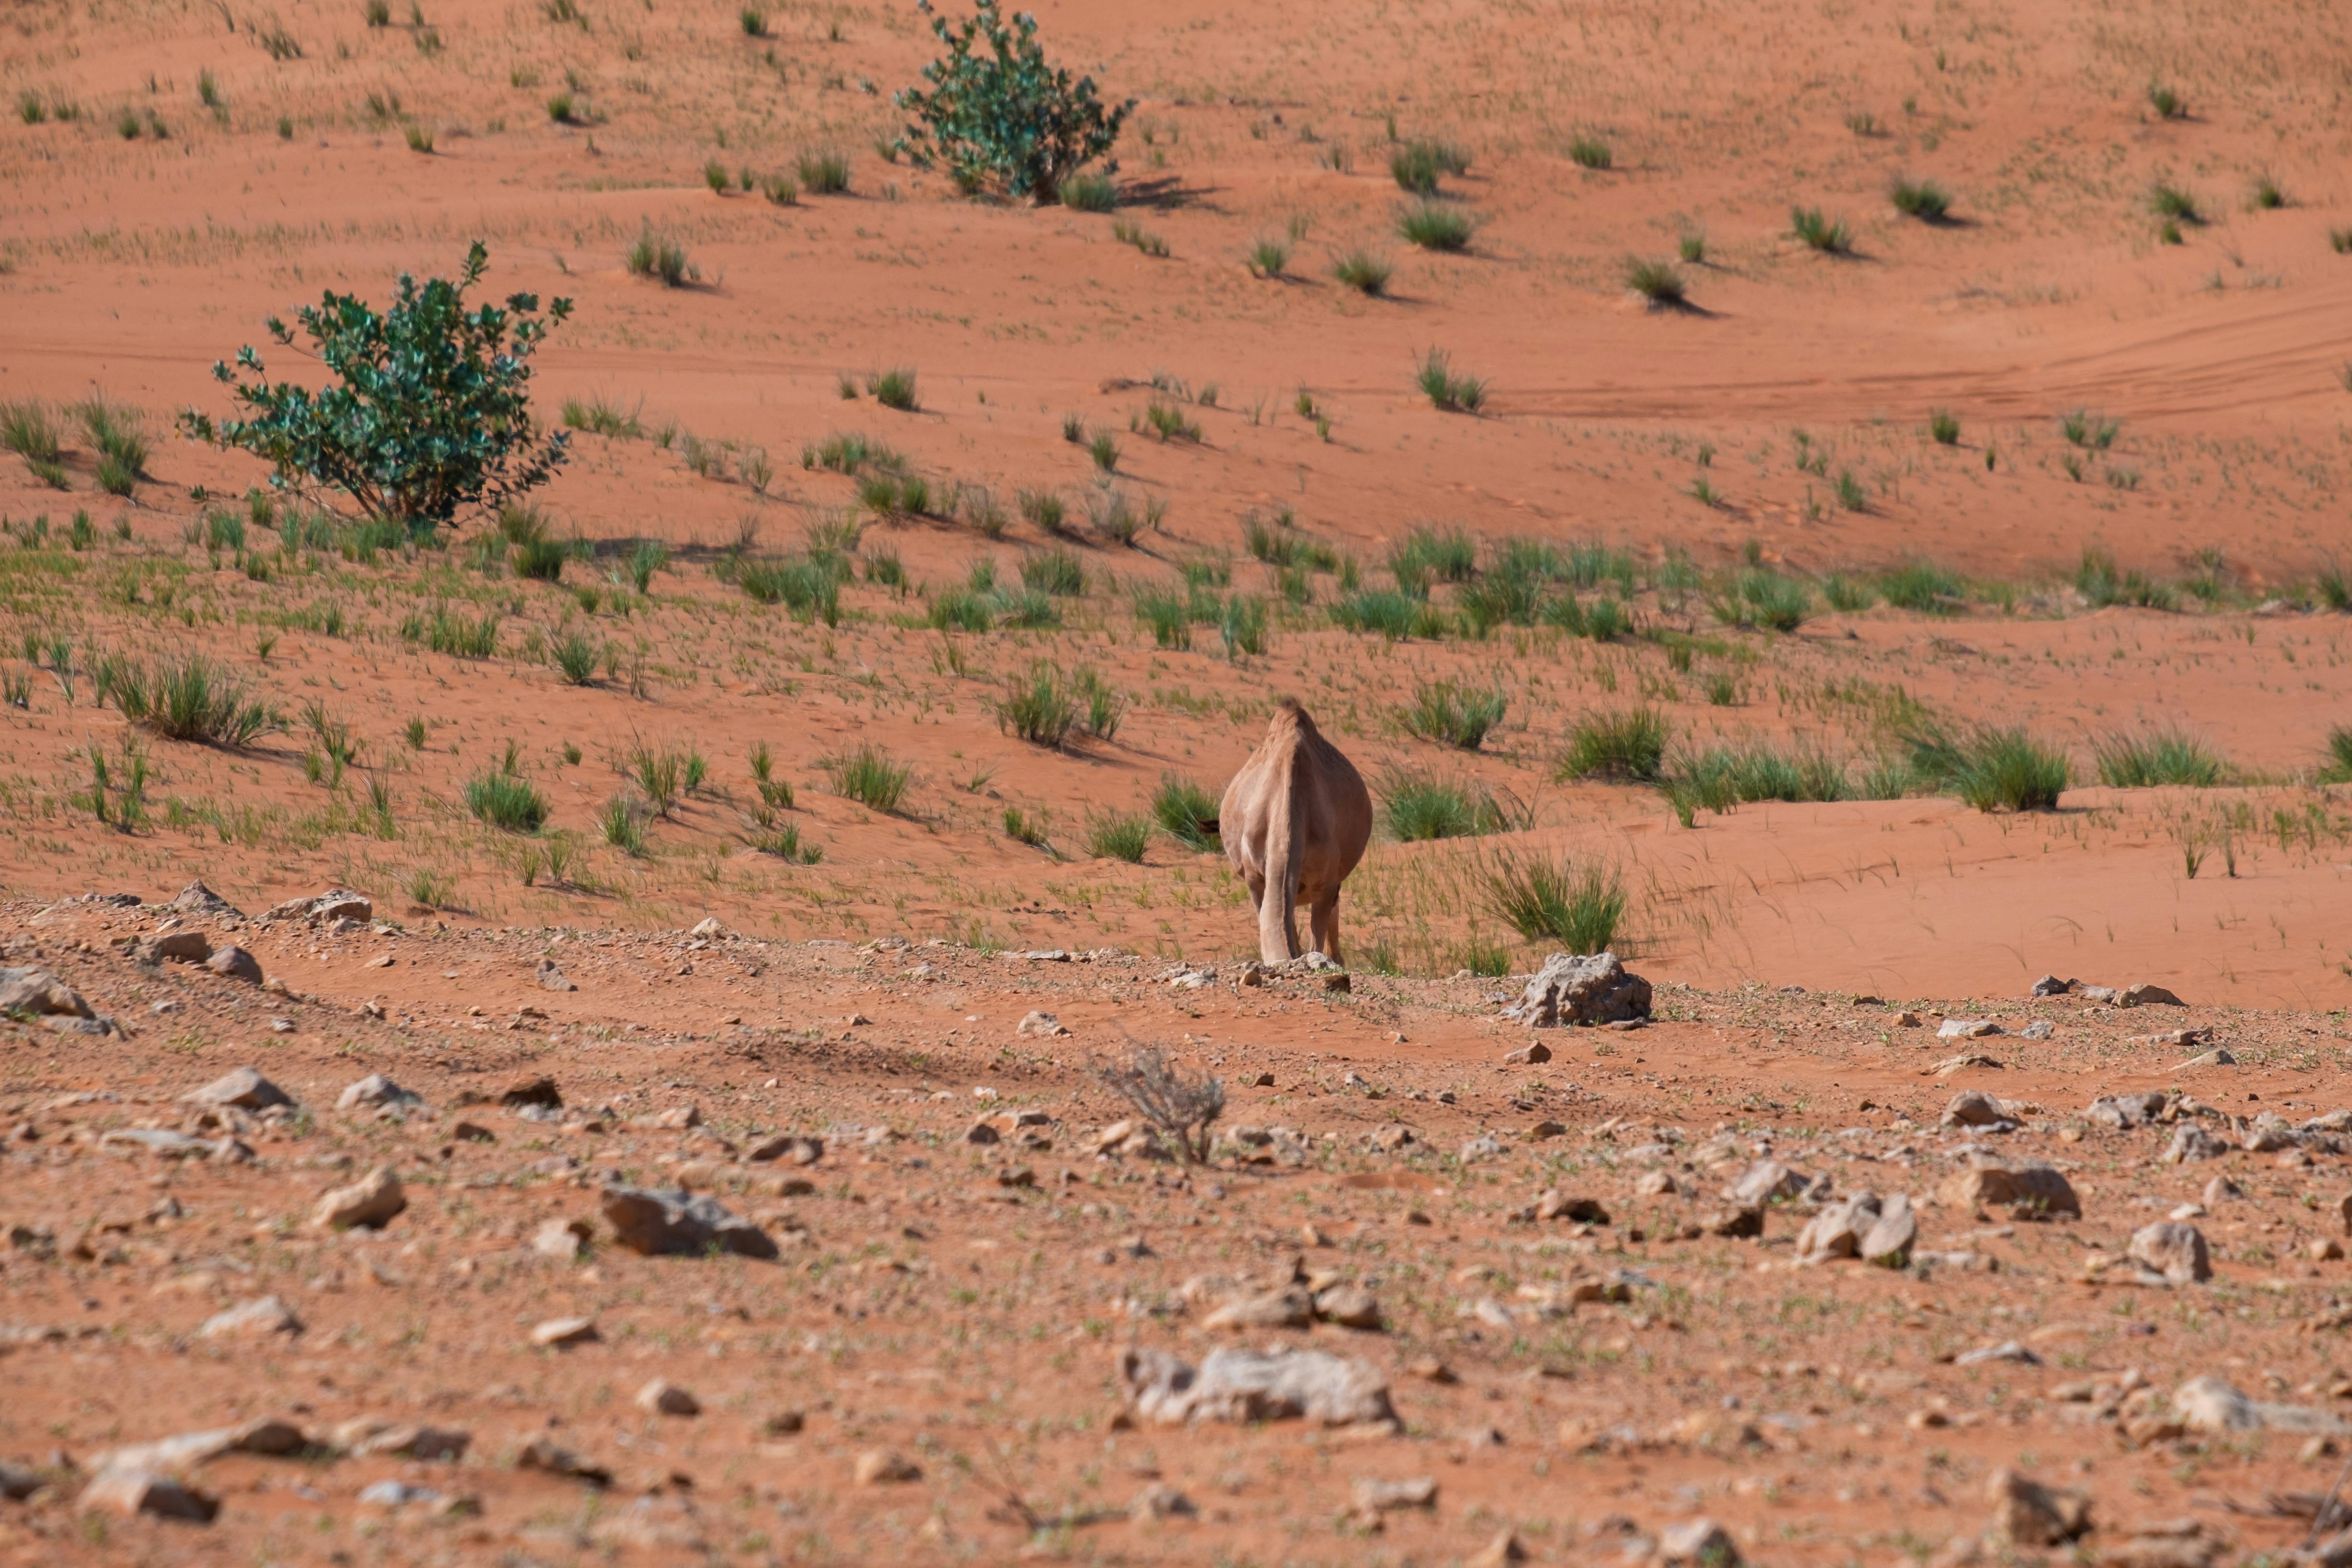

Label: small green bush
[1414,349,1485,413]
[1880,559,1962,614]
[514,536,566,580]
[893,0,1132,201]
[1558,708,1668,781]
[1566,135,1610,170]
[798,150,850,193]
[1022,548,1085,596]
[1380,769,1502,841]
[1624,257,1685,304]
[2076,548,2174,611]
[1060,171,1116,211]
[868,367,919,411]
[551,631,599,684]
[1929,409,1960,445]
[1790,206,1851,253]
[2146,82,2185,120]
[626,229,698,285]
[1889,177,1950,220]
[1246,237,1288,278]
[2319,727,2352,784]
[997,661,1080,747]
[1486,850,1623,953]
[1906,723,2068,811]
[2060,409,2121,449]
[1711,570,1812,632]
[1332,249,1392,295]
[114,654,278,747]
[2148,183,2201,223]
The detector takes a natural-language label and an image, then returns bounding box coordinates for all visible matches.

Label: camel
[1220,699,1373,965]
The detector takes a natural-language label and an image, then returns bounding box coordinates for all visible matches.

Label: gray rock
[2030,974,2075,997]
[92,1418,307,1475]
[169,881,243,917]
[1458,1134,1507,1163]
[2128,1221,2212,1283]
[0,1462,40,1500]
[199,1295,303,1338]
[536,958,576,992]
[1130,1482,1195,1520]
[1936,1160,2081,1217]
[0,967,93,1018]
[501,1074,562,1108]
[2020,1020,2054,1041]
[205,945,263,983]
[635,1379,700,1416]
[516,1435,611,1485]
[1312,1285,1384,1330]
[1861,1193,1918,1267]
[2124,982,2185,1007]
[1987,1468,2090,1546]
[1732,1160,1806,1205]
[185,1066,293,1111]
[2162,1123,2230,1164]
[746,1134,823,1165]
[358,1480,440,1507]
[335,1074,418,1112]
[2172,1375,2350,1434]
[599,1184,777,1260]
[1937,1018,2001,1040]
[1795,1194,1881,1263]
[311,1167,406,1230]
[1955,1340,2041,1366]
[99,1127,249,1161]
[264,889,371,924]
[1203,1287,1315,1330]
[1502,951,1651,1028]
[1117,1346,1399,1430]
[137,931,213,966]
[1350,1475,1437,1514]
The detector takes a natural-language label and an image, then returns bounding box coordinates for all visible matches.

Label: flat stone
[1937,1018,2001,1039]
[1501,1041,1552,1066]
[184,1066,294,1111]
[1350,1475,1437,1513]
[1313,1284,1384,1330]
[335,1074,418,1112]
[1936,1160,2080,1218]
[532,1217,592,1259]
[599,1184,777,1260]
[79,1469,219,1522]
[263,890,372,924]
[529,1315,599,1348]
[1119,1346,1398,1430]
[516,1436,609,1485]
[854,1449,921,1484]
[199,1295,303,1338]
[536,958,576,992]
[500,1075,562,1109]
[1203,1287,1315,1331]
[138,931,213,965]
[1988,1468,2091,1546]
[1016,1010,1069,1038]
[2124,983,2185,1007]
[1660,1519,1741,1567]
[310,1167,406,1230]
[635,1379,699,1416]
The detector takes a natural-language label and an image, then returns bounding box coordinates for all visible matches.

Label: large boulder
[1117,1346,1398,1430]
[1502,952,1651,1028]
[0,967,93,1018]
[599,1184,777,1260]
[2127,1221,2211,1284]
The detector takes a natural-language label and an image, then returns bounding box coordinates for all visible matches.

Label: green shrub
[1929,409,1960,445]
[401,604,501,657]
[2076,548,2173,611]
[1711,569,1811,631]
[735,556,842,623]
[74,399,148,490]
[599,796,647,854]
[1790,206,1851,253]
[1880,559,1962,613]
[1390,525,1476,588]
[1085,483,1150,544]
[1220,594,1268,657]
[1566,135,1610,170]
[1332,249,1392,295]
[514,536,566,580]
[1086,811,1150,862]
[2093,727,2225,788]
[1906,723,2068,811]
[2146,82,2185,120]
[2148,183,2200,223]
[1086,429,1121,472]
[1152,773,1220,850]
[1390,141,1441,195]
[1022,548,1085,596]
[2316,560,2352,612]
[1558,708,1668,781]
[1822,572,1875,612]
[1414,348,1485,412]
[1660,741,1851,824]
[1379,769,1503,841]
[1331,588,1439,640]
[1624,257,1685,304]
[1401,680,1505,749]
[2320,727,2352,784]
[1246,236,1288,278]
[179,242,571,527]
[466,769,548,832]
[1398,202,1472,251]
[2059,409,2120,449]
[551,630,599,684]
[830,743,911,811]
[998,661,1079,747]
[1486,850,1623,953]
[1133,587,1190,648]
[1078,666,1124,740]
[1889,177,1950,220]
[893,0,1132,201]
[1060,170,1117,211]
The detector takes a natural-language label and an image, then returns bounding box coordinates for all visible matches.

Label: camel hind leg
[1308,889,1342,965]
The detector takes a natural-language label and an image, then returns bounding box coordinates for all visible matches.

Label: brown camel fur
[1219,700,1373,964]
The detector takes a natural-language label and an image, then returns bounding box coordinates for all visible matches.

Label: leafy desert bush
[1557,707,1668,782]
[2093,727,2225,788]
[893,0,1132,201]
[179,242,571,528]
[1486,850,1624,953]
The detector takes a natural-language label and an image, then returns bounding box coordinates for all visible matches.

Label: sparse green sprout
[2251,174,2284,210]
[2149,183,2200,223]
[2146,82,2185,120]
[1678,231,1706,264]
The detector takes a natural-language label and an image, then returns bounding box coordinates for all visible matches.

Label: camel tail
[1258,743,1303,962]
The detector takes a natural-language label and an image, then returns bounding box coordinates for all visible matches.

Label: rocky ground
[5,884,2352,1566]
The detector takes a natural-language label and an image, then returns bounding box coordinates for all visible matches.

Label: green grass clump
[2251,174,2284,211]
[625,229,697,286]
[1791,206,1851,253]
[1220,595,1268,658]
[997,662,1080,747]
[1929,409,1960,445]
[1392,682,1505,752]
[1905,723,2069,812]
[1086,812,1150,863]
[466,769,549,832]
[1021,548,1085,596]
[1059,171,1116,211]
[1152,773,1220,850]
[1388,524,1476,590]
[867,367,919,411]
[1659,740,1852,824]
[735,556,844,623]
[551,631,600,685]
[1889,177,1950,220]
[2318,727,2352,784]
[1132,587,1191,649]
[112,655,277,747]
[1332,249,1392,295]
[829,743,910,811]
[1822,572,1875,612]
[1246,237,1288,278]
[1710,570,1812,632]
[1330,589,1442,640]
[2146,82,2185,120]
[1623,257,1685,304]
[2060,409,2121,449]
[1390,140,1444,195]
[1,400,65,480]
[74,399,147,494]
[2075,549,2174,611]
[1111,217,1168,257]
[1414,349,1485,413]
[797,150,850,194]
[1566,135,1611,170]
[2148,183,2201,223]
[1558,708,1668,782]
[1398,202,1473,251]
[514,536,566,581]
[1379,769,1504,841]
[1880,559,1963,614]
[1486,851,1624,953]
[2093,727,2225,788]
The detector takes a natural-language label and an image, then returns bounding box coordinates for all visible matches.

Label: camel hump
[1268,697,1315,737]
